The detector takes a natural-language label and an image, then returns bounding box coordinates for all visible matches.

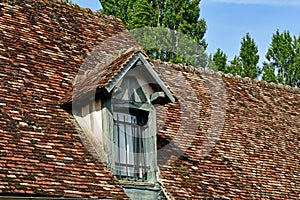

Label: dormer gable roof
[62,48,175,105]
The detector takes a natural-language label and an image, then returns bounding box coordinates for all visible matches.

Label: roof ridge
[153,60,300,94]
[44,0,124,24]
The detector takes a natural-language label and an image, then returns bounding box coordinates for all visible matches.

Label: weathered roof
[62,48,175,105]
[153,61,300,199]
[61,48,140,105]
[0,0,299,199]
[0,0,131,198]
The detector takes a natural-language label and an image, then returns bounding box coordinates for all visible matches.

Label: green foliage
[228,56,243,76]
[130,27,207,67]
[127,0,158,29]
[101,0,158,29]
[101,0,132,24]
[262,30,300,87]
[262,62,277,83]
[100,0,207,67]
[163,0,206,46]
[212,48,227,71]
[239,33,260,79]
[211,33,261,79]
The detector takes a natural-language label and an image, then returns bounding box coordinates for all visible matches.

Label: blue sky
[201,0,300,64]
[72,0,300,65]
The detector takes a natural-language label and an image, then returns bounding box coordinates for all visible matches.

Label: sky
[72,0,300,65]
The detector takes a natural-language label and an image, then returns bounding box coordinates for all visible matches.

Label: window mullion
[116,114,120,177]
[123,115,128,180]
[134,123,138,180]
[140,126,145,181]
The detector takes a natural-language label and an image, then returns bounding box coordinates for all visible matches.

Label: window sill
[119,180,160,190]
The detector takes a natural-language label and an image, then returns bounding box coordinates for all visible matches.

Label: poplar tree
[100,0,207,67]
[228,56,243,76]
[239,33,260,79]
[262,30,300,87]
[228,33,261,79]
[212,48,227,72]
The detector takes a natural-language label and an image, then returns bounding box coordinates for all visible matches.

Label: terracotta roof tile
[153,61,300,199]
[0,0,130,198]
[1,0,299,199]
[62,47,144,104]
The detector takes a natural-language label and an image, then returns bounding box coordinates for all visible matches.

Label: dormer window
[109,62,162,182]
[67,50,174,199]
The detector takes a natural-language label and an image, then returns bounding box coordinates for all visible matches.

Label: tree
[239,33,260,79]
[100,0,207,67]
[262,62,277,83]
[163,0,206,47]
[291,35,300,86]
[228,55,243,76]
[126,0,157,29]
[212,48,227,72]
[262,30,300,87]
[227,33,260,79]
[209,33,260,78]
[101,0,133,25]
